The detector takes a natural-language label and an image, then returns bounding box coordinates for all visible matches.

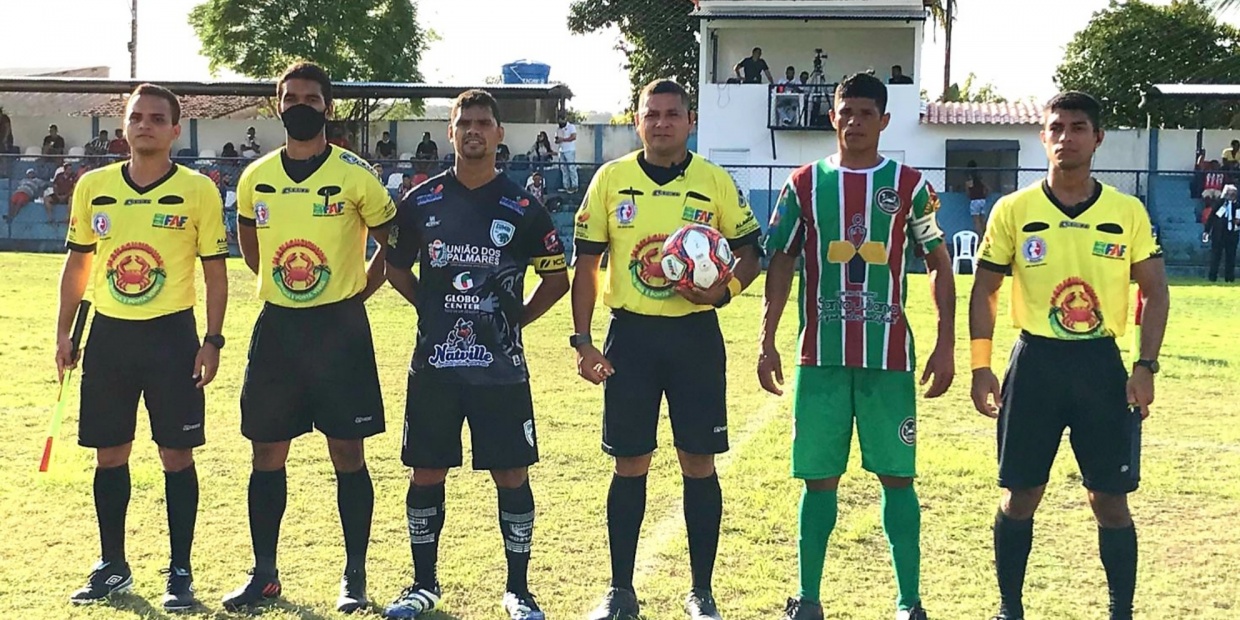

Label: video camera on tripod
[808,49,828,85]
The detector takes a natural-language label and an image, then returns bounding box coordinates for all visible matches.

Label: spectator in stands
[526,170,546,203]
[415,131,438,170]
[800,70,811,84]
[496,141,511,170]
[966,160,989,236]
[411,169,429,186]
[376,131,396,159]
[1223,140,1240,165]
[555,111,579,192]
[1203,160,1225,210]
[43,165,75,219]
[241,126,261,158]
[734,47,773,84]
[5,168,49,223]
[0,107,12,153]
[400,173,415,194]
[776,66,804,93]
[531,131,555,169]
[372,162,384,180]
[1206,184,1240,282]
[328,125,351,149]
[85,130,110,156]
[220,142,240,158]
[889,65,914,85]
[42,124,66,156]
[107,128,129,156]
[199,165,222,187]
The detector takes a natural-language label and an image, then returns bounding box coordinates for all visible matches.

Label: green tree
[568,0,699,110]
[1055,0,1240,128]
[189,0,429,119]
[941,72,1008,103]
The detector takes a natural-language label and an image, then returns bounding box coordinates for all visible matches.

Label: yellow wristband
[971,339,993,371]
[727,278,743,298]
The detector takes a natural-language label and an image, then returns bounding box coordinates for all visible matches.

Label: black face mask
[558,121,566,128]
[282,104,326,141]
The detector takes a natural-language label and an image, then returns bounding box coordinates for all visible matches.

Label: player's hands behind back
[576,344,614,385]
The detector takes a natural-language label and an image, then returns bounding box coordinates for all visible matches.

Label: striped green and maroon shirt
[764,156,943,371]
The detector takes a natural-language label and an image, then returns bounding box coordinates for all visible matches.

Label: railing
[0,154,1213,268]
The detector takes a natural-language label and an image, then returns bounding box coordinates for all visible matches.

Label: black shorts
[601,309,728,457]
[79,310,205,450]
[240,296,385,442]
[997,332,1142,494]
[401,371,538,470]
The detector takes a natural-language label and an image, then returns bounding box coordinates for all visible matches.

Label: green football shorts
[791,365,918,479]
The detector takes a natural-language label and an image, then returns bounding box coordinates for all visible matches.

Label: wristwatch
[203,334,226,350]
[1133,359,1159,374]
[569,333,592,349]
[712,289,733,309]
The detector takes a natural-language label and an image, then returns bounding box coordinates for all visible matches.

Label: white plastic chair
[386,172,404,189]
[20,146,40,161]
[953,230,979,274]
[198,149,217,158]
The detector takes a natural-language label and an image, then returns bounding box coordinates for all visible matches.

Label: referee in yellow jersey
[223,62,395,614]
[969,92,1170,620]
[58,83,229,610]
[572,79,762,620]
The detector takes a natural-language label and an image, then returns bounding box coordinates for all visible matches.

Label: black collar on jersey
[280,144,334,184]
[444,168,509,197]
[121,161,179,195]
[1041,178,1102,220]
[637,150,693,186]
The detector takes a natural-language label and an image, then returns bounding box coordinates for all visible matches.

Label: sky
[2,0,1236,113]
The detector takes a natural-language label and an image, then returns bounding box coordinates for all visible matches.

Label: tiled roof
[77,94,264,119]
[921,101,1041,125]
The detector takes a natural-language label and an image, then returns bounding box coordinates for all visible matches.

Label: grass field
[2,252,1238,620]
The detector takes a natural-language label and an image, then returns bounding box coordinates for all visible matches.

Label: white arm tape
[910,213,944,245]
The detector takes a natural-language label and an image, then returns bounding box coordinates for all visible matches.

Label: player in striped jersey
[758,73,956,620]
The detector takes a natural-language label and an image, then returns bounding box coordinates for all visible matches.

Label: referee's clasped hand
[971,367,1002,418]
[576,344,614,385]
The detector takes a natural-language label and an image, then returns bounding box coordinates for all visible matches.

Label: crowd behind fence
[0,154,1210,268]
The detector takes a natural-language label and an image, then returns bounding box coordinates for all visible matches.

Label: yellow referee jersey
[67,162,228,320]
[574,150,761,317]
[978,180,1161,340]
[237,146,396,307]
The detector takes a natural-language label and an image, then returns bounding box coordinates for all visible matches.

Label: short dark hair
[277,62,333,107]
[785,65,795,72]
[451,89,502,125]
[892,65,903,72]
[835,73,889,114]
[128,83,182,125]
[753,47,762,53]
[49,124,58,131]
[639,78,692,111]
[1044,91,1102,130]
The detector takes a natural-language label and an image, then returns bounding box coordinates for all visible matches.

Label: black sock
[164,464,198,570]
[683,473,723,591]
[336,467,374,573]
[498,480,536,595]
[248,468,287,575]
[994,512,1033,619]
[1099,524,1138,620]
[94,464,130,565]
[407,482,446,587]
[607,473,647,592]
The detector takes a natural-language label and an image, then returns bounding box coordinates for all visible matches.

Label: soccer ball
[660,224,735,290]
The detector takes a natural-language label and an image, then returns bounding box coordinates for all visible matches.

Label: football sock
[336,466,374,573]
[248,468,287,575]
[797,487,838,603]
[498,480,536,595]
[994,511,1034,619]
[164,463,198,570]
[606,473,648,592]
[94,464,131,565]
[881,484,922,610]
[1099,524,1138,620]
[683,473,723,591]
[407,482,446,587]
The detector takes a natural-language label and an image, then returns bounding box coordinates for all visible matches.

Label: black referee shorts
[79,309,205,450]
[601,309,729,457]
[997,332,1142,494]
[240,296,384,443]
[401,371,538,471]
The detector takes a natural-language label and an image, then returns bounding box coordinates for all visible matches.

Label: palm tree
[1206,0,1239,10]
[924,0,956,99]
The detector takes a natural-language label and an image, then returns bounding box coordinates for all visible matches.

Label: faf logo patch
[105,242,166,305]
[151,213,188,229]
[681,206,714,225]
[313,202,346,217]
[1092,241,1127,260]
[271,239,331,302]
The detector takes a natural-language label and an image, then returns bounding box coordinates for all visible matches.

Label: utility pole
[942,0,953,99]
[128,0,138,79]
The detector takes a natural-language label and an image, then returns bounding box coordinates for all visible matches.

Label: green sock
[797,488,838,603]
[881,485,922,610]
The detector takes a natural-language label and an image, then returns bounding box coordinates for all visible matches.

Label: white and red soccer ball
[660,224,735,290]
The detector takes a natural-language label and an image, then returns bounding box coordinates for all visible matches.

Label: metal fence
[0,153,1209,267]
